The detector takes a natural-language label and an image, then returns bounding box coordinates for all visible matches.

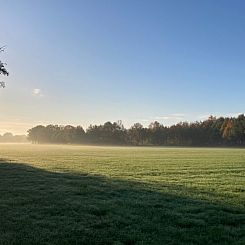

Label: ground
[0,144,244,244]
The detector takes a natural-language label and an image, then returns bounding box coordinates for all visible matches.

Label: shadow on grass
[0,159,244,245]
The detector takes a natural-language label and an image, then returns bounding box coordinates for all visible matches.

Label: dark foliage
[27,115,245,146]
[0,61,9,76]
[0,46,9,88]
[0,46,9,76]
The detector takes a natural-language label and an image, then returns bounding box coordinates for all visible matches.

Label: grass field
[0,144,244,244]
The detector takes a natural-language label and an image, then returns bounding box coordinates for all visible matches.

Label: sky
[1,0,245,134]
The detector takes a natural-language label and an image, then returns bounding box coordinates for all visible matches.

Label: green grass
[0,144,244,244]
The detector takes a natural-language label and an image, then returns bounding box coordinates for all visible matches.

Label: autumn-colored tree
[27,115,245,146]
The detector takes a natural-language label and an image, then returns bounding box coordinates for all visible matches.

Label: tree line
[0,133,27,143]
[27,115,245,146]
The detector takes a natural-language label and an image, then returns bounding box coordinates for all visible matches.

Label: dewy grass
[0,144,244,244]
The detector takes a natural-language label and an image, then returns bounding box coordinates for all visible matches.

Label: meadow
[0,144,244,244]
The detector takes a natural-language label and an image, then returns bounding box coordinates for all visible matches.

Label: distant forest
[0,133,27,143]
[27,114,245,146]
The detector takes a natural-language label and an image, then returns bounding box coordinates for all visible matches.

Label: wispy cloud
[198,114,211,120]
[140,119,150,122]
[32,88,44,97]
[137,113,187,126]
[198,112,244,120]
[154,113,186,121]
[171,113,186,117]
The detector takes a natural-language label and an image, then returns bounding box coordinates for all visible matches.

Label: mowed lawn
[0,144,244,245]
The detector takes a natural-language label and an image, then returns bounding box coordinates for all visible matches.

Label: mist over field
[0,133,27,143]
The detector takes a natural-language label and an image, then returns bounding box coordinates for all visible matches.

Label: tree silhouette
[27,115,245,146]
[0,46,9,88]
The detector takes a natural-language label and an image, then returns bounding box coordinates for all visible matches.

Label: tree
[85,121,126,145]
[27,125,47,143]
[0,46,9,88]
[128,123,148,145]
[26,115,245,146]
[148,121,167,145]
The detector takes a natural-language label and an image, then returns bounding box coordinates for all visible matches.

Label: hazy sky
[1,0,245,134]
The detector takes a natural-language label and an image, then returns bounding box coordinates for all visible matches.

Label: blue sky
[1,0,245,134]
